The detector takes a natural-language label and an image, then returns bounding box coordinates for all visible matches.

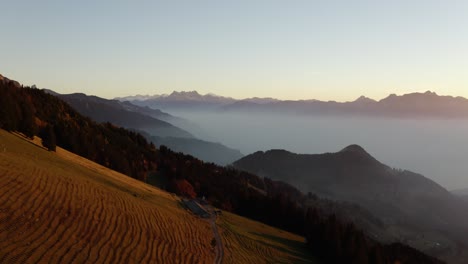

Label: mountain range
[117,91,237,111]
[51,91,193,138]
[49,91,243,165]
[233,146,468,262]
[118,90,468,118]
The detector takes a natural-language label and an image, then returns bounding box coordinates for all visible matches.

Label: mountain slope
[54,92,193,138]
[53,92,243,165]
[0,130,315,263]
[149,136,243,165]
[233,146,468,262]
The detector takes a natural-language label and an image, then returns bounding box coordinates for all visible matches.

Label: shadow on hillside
[250,232,318,263]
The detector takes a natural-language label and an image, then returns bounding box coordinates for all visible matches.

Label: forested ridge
[0,76,443,263]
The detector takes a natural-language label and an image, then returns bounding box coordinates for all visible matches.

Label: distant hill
[51,91,243,165]
[148,135,243,165]
[233,146,468,262]
[120,90,468,118]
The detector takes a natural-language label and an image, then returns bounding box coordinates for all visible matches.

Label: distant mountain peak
[424,90,436,95]
[354,96,376,104]
[170,90,200,96]
[339,144,378,162]
[265,149,292,155]
[167,90,202,100]
[340,144,368,154]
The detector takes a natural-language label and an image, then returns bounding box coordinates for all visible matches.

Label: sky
[1,0,468,101]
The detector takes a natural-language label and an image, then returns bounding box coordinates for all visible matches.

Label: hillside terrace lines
[121,210,147,263]
[55,188,100,264]
[1,172,53,260]
[110,206,140,261]
[49,181,87,263]
[38,183,88,262]
[19,194,70,262]
[116,212,140,263]
[218,212,316,264]
[65,188,106,263]
[2,167,69,262]
[0,130,215,263]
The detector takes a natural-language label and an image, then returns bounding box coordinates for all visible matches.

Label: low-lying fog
[173,111,468,191]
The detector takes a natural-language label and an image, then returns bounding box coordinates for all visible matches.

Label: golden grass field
[0,129,316,263]
[219,212,317,264]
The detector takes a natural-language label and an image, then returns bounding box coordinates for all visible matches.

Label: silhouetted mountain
[119,100,173,120]
[144,134,243,165]
[51,92,193,138]
[223,91,468,118]
[233,146,468,262]
[376,91,468,118]
[354,95,377,104]
[49,89,190,126]
[117,100,207,138]
[122,90,468,118]
[50,91,243,165]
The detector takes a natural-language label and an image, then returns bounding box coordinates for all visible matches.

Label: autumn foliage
[171,179,196,198]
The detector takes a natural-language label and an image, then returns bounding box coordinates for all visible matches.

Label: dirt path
[181,199,224,263]
[210,216,224,264]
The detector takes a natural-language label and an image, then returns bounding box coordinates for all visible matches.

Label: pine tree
[19,104,36,139]
[40,125,56,151]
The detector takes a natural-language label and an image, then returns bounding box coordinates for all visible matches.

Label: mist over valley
[156,107,468,191]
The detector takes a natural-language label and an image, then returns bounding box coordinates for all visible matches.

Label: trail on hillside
[210,215,224,264]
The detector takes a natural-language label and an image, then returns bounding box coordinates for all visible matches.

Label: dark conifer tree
[40,124,56,151]
[19,104,36,138]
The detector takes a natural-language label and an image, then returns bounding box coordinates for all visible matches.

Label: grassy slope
[219,212,317,264]
[0,130,315,263]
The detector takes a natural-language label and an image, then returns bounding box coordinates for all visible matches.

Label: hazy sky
[1,0,467,101]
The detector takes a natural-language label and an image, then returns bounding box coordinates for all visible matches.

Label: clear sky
[1,0,467,101]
